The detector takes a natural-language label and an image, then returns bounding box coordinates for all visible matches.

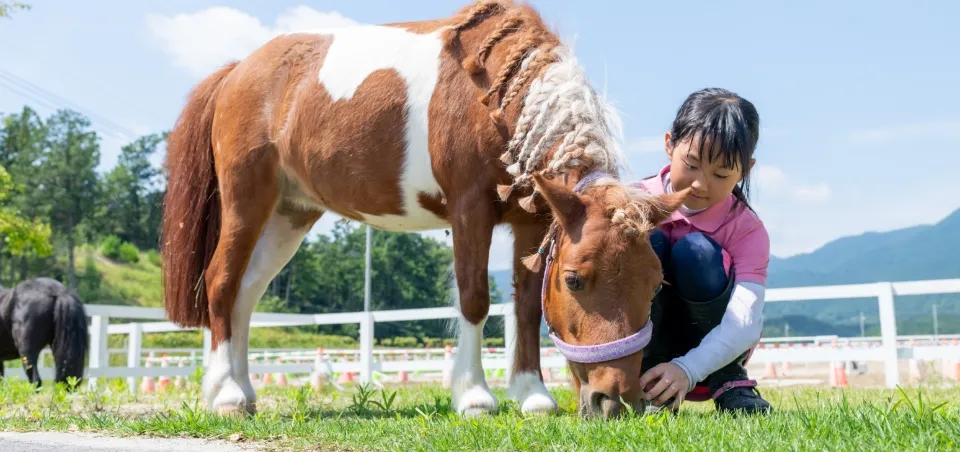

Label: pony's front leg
[450,197,498,417]
[506,222,558,414]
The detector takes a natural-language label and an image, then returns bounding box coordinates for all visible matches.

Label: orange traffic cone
[275,357,288,388]
[764,362,777,378]
[157,354,172,392]
[829,360,849,387]
[174,358,186,389]
[140,352,155,394]
[397,351,409,384]
[338,357,355,385]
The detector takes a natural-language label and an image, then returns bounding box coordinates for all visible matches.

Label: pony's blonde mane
[448,1,626,209]
[501,47,624,184]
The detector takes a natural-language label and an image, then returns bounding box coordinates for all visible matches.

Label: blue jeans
[642,229,750,391]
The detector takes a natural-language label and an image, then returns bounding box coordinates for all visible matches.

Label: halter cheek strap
[539,171,654,364]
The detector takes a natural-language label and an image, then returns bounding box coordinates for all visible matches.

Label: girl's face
[664,132,755,211]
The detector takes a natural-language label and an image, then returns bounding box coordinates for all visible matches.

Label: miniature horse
[160,0,686,418]
[0,277,89,388]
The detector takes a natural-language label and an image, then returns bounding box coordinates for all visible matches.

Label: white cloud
[145,6,360,78]
[628,135,663,154]
[847,119,960,146]
[752,164,831,204]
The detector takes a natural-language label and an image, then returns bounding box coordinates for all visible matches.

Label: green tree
[99,133,164,249]
[39,109,101,289]
[0,165,52,259]
[0,106,47,282]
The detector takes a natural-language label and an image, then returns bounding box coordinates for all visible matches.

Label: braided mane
[448,0,626,209]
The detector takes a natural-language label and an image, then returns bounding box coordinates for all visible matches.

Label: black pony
[0,277,88,388]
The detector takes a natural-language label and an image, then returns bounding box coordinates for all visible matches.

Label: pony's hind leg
[202,144,320,415]
[18,349,42,387]
[226,207,320,413]
[205,204,321,414]
[506,222,558,414]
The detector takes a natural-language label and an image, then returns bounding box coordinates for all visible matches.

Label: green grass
[0,375,957,451]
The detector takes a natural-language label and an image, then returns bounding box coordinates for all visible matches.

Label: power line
[0,69,139,142]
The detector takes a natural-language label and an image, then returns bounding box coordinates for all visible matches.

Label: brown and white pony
[160,0,686,418]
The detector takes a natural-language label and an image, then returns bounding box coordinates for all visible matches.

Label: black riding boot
[681,274,772,416]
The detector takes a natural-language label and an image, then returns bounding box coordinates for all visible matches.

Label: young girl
[635,87,772,415]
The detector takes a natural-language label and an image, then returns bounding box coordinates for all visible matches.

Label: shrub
[482,337,504,348]
[392,337,419,349]
[100,235,122,260]
[145,249,162,267]
[117,242,140,264]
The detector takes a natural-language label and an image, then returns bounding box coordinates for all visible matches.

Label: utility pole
[364,225,372,312]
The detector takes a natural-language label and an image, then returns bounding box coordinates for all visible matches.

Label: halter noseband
[539,172,655,364]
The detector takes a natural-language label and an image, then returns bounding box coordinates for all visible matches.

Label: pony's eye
[654,283,663,296]
[564,271,584,292]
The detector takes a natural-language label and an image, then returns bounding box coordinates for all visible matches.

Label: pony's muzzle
[579,385,647,419]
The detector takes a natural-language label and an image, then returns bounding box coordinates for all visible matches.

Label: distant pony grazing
[160,0,686,418]
[0,277,89,389]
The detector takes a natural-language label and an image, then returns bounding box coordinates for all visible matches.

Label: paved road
[0,432,259,452]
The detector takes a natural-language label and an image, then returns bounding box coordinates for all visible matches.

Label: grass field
[0,374,958,451]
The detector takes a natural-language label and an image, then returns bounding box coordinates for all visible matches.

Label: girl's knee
[670,233,729,302]
[650,229,670,265]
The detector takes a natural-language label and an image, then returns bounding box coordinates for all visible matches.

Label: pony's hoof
[520,392,558,415]
[215,403,249,418]
[455,386,498,417]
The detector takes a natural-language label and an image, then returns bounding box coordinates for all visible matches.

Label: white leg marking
[206,212,316,413]
[204,340,246,412]
[203,339,229,406]
[313,25,448,232]
[452,315,498,416]
[508,372,558,415]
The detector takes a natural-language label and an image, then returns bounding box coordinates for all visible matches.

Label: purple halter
[539,172,654,364]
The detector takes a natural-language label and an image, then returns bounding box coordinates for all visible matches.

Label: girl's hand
[639,363,690,410]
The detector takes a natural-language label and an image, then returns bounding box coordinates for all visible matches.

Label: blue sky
[1,0,958,270]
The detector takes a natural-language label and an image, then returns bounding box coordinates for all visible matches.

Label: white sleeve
[670,282,766,392]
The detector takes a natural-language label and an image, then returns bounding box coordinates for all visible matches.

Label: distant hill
[490,208,960,337]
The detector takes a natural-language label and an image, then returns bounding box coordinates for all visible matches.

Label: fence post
[359,313,374,384]
[88,315,109,390]
[877,282,900,388]
[127,323,143,394]
[503,308,517,384]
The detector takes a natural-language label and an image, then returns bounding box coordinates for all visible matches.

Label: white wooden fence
[4,278,960,390]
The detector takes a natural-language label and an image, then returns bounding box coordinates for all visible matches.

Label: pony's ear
[647,187,690,227]
[532,173,585,232]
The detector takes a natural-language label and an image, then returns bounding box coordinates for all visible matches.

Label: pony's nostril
[590,391,609,409]
[601,397,623,418]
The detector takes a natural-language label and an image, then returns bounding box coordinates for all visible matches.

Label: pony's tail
[160,61,238,328]
[52,291,88,388]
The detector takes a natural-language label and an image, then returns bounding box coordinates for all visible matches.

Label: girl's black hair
[669,87,760,212]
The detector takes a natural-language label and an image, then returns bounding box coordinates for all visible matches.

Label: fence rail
[4,279,960,391]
